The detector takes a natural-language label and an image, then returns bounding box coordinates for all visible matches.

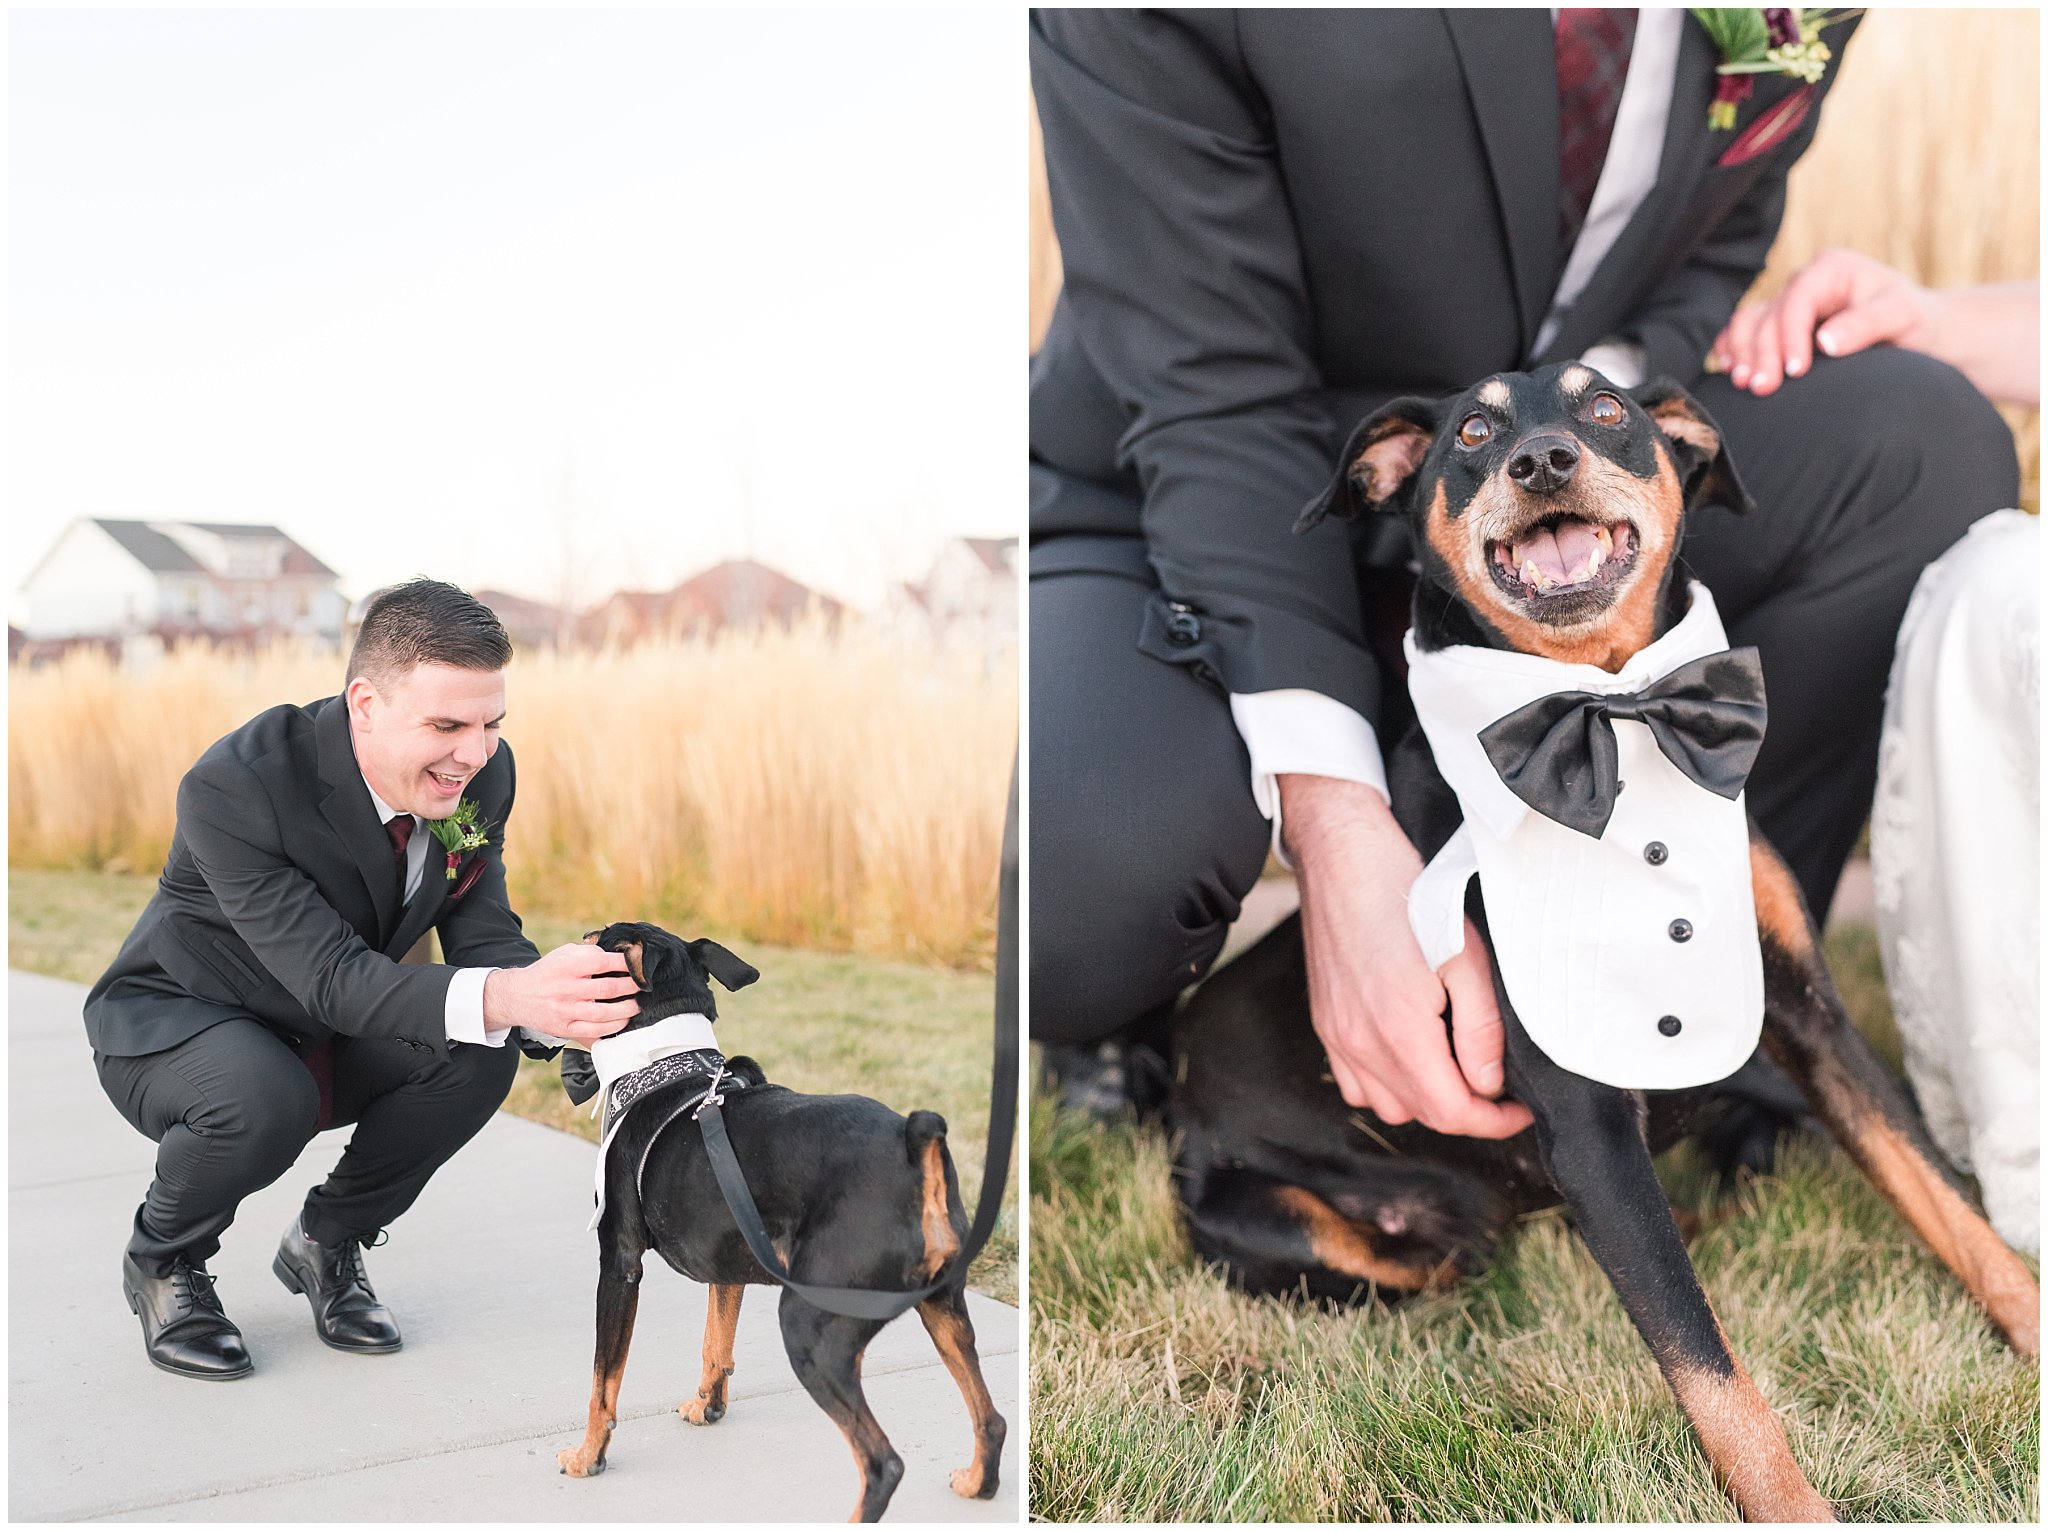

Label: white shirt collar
[360,772,415,829]
[1403,581,1736,839]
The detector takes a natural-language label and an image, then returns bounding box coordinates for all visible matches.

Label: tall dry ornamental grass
[9,621,1015,968]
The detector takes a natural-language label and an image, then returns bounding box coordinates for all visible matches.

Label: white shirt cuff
[1581,338,1648,389]
[443,966,505,1047]
[1229,690,1390,868]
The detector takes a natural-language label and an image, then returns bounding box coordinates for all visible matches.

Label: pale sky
[8,8,1017,614]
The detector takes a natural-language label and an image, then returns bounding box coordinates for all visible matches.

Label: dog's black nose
[1507,434,1581,494]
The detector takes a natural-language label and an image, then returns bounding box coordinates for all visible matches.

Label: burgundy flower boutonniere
[427,798,492,899]
[1691,8,1858,131]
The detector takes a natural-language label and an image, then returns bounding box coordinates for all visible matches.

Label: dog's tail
[906,1110,960,1279]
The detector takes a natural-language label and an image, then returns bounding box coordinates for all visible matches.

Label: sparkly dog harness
[1402,583,1769,1090]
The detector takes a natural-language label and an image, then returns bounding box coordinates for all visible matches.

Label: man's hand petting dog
[1280,773,1533,1140]
[483,943,640,1042]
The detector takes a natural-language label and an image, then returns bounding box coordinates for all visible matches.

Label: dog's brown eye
[1457,414,1491,448]
[1590,393,1625,426]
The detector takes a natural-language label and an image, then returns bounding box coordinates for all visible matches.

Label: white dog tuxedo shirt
[1403,583,1768,1091]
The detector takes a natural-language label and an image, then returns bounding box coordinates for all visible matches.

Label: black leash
[694,763,1018,1320]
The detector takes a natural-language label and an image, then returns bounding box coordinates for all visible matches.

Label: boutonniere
[1691,9,1858,130]
[426,798,490,881]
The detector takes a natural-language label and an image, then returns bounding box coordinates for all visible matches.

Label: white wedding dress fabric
[1870,508,2039,1254]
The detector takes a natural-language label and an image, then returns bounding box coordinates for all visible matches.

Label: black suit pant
[96,1018,520,1271]
[1031,348,2020,1046]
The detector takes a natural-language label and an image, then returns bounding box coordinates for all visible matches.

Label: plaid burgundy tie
[1556,8,1638,260]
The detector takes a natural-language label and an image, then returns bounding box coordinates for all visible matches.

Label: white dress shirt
[1234,9,1682,860]
[360,773,502,1048]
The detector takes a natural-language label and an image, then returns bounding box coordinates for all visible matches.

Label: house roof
[960,537,1018,574]
[89,519,339,579]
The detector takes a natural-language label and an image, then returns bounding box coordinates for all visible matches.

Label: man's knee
[1807,347,2017,537]
[1031,771,1269,1045]
[189,1053,321,1168]
[439,1038,521,1107]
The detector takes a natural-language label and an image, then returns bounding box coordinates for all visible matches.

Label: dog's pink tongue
[1511,519,1601,584]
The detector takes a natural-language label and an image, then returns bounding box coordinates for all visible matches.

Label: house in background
[17,519,346,645]
[879,536,1017,650]
[577,558,843,646]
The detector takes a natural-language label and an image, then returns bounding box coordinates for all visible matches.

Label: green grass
[1030,924,2038,1522]
[9,868,1014,1304]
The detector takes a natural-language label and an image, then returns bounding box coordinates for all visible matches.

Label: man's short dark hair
[346,578,512,687]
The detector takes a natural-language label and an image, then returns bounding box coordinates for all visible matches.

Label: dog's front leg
[1507,1011,1833,1522]
[1750,836,2039,1356]
[558,1241,643,1478]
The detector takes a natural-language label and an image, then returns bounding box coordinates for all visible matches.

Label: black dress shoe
[122,1251,252,1380]
[273,1217,403,1353]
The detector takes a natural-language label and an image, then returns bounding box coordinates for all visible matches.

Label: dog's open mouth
[1487,516,1637,601]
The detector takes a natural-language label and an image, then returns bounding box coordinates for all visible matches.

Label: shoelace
[169,1261,223,1315]
[323,1230,388,1292]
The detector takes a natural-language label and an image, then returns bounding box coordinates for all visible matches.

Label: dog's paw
[557,1445,606,1477]
[679,1391,726,1426]
[949,1465,988,1498]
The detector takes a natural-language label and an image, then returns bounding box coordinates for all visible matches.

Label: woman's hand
[1712,247,1938,396]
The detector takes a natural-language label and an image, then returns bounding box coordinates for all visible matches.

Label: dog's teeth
[1594,525,1613,551]
[1521,559,1550,590]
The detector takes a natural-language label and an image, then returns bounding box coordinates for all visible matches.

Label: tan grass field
[8,619,1015,969]
[1029,10,2042,505]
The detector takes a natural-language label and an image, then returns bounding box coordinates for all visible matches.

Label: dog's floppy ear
[689,938,760,992]
[1631,378,1755,518]
[1294,396,1442,532]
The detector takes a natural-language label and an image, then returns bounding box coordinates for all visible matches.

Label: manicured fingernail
[1786,357,1806,377]
[1817,328,1839,355]
[1731,365,1750,387]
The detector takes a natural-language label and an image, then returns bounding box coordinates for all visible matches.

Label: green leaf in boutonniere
[1692,9,1860,130]
[427,798,491,880]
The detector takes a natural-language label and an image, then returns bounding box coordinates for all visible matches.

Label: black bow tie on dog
[1476,648,1769,838]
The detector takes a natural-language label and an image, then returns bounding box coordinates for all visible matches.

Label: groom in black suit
[1030,12,2018,1133]
[87,578,640,1379]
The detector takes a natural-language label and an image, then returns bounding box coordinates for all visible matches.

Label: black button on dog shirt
[1644,841,1668,865]
[1668,918,1693,943]
[1658,1015,1683,1037]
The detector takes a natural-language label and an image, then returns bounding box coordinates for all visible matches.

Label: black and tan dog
[555,922,1004,1523]
[1170,364,2037,1522]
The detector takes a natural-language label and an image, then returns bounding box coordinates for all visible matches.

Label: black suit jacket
[1030,8,1858,728]
[85,695,541,1058]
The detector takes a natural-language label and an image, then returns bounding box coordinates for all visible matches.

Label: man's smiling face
[346,662,506,819]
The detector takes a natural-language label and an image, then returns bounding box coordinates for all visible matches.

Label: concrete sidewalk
[9,970,1019,1523]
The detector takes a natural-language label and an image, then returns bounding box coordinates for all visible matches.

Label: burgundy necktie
[385,813,415,899]
[1556,8,1638,260]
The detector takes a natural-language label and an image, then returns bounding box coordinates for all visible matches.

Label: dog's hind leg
[917,1285,1005,1499]
[557,1225,643,1478]
[1183,1163,1480,1305]
[1506,1009,1834,1522]
[1750,834,2039,1355]
[679,1283,744,1425]
[778,1292,899,1523]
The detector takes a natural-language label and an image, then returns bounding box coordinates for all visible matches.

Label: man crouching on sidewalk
[85,577,636,1379]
